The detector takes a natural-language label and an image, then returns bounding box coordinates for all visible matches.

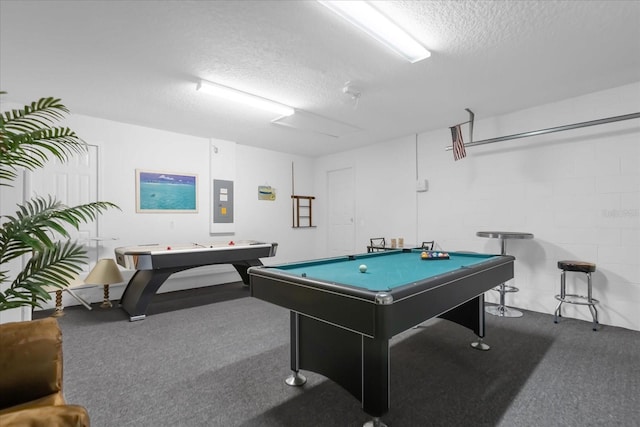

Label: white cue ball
[359,264,367,273]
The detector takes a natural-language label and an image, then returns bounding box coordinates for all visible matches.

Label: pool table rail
[249,253,514,338]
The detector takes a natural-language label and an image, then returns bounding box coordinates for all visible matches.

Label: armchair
[0,317,90,426]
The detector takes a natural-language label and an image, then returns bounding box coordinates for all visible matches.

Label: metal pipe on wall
[445,112,640,151]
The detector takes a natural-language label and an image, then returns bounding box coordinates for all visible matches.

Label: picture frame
[136,169,198,213]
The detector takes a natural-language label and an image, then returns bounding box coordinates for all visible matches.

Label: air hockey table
[115,240,277,321]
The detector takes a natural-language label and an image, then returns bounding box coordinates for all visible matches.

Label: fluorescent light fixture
[196,80,295,117]
[318,1,430,63]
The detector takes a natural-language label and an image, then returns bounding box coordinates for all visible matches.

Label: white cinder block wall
[416,83,639,330]
[315,82,638,331]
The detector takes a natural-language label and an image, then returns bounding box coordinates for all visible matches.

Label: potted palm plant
[0,92,119,311]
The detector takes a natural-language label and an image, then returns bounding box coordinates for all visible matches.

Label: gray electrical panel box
[213,179,234,223]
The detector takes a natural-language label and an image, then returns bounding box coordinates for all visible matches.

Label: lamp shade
[85,258,124,285]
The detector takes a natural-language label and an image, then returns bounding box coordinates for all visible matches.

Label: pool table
[115,240,277,321]
[248,249,514,426]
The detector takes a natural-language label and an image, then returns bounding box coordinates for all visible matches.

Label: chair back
[421,241,435,250]
[369,238,386,252]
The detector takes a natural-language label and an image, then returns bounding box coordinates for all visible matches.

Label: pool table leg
[471,294,490,351]
[285,312,307,386]
[285,371,307,386]
[363,417,387,427]
[362,336,390,420]
[470,337,490,351]
[285,312,391,424]
[439,294,490,351]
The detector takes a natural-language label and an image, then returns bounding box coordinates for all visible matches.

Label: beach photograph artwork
[136,170,197,212]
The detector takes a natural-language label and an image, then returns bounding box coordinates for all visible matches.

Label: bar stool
[554,260,599,331]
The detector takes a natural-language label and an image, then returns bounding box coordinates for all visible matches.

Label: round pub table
[476,231,534,317]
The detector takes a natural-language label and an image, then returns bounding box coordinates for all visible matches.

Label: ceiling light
[196,80,295,117]
[318,1,430,63]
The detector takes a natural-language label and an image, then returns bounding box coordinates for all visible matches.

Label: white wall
[4,83,638,330]
[4,112,318,315]
[313,134,419,256]
[417,82,639,330]
[316,82,639,331]
[235,144,318,265]
[84,116,317,300]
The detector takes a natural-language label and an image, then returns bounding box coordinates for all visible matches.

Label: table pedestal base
[485,304,523,318]
[485,281,522,317]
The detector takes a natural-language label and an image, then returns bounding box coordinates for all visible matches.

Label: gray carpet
[41,283,640,427]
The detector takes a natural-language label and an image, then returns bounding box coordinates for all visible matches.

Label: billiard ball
[421,251,428,259]
[359,264,367,273]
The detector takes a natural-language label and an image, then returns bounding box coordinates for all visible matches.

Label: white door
[28,145,99,272]
[327,167,355,256]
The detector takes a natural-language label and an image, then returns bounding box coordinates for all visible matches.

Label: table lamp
[85,258,124,308]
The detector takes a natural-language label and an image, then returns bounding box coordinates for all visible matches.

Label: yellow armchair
[0,317,90,426]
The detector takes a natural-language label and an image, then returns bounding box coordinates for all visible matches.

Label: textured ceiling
[1,0,639,157]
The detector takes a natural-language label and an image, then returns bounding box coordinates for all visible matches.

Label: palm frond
[0,97,69,131]
[0,241,87,310]
[0,167,18,186]
[0,196,119,265]
[0,96,87,186]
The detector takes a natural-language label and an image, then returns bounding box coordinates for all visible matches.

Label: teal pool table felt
[273,250,498,291]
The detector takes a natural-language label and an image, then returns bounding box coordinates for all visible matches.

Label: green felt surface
[273,250,498,291]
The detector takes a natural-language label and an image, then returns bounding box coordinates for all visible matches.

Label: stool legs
[554,271,567,321]
[586,272,599,331]
[554,270,599,331]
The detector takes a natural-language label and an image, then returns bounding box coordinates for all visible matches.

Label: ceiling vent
[272,110,361,138]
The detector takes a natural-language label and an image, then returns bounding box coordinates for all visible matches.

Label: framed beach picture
[136,169,198,213]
